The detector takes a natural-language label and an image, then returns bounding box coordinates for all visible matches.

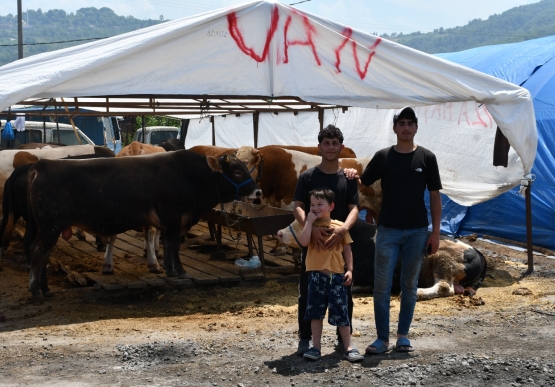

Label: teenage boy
[299,189,362,362]
[357,106,442,354]
[293,125,361,361]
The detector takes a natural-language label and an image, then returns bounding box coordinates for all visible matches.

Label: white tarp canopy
[0,0,537,206]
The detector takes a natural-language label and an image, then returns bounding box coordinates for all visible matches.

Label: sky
[1,0,540,35]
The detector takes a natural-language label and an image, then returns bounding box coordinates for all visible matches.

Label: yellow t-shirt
[305,219,353,274]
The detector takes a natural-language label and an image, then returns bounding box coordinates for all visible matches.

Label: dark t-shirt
[360,146,442,229]
[294,167,359,222]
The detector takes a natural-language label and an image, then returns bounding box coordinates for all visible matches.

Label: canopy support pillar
[211,116,215,146]
[525,182,534,274]
[318,108,324,132]
[253,111,259,148]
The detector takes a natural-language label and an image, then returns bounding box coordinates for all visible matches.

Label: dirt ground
[1,235,555,387]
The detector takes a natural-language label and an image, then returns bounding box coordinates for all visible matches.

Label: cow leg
[164,230,189,279]
[95,235,107,252]
[162,232,178,277]
[101,235,117,275]
[28,232,57,298]
[417,280,454,300]
[75,227,86,241]
[145,227,163,274]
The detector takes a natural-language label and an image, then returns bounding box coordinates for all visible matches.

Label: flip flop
[365,339,393,355]
[395,337,414,352]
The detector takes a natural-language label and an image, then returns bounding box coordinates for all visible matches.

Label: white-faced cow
[25,151,261,297]
[277,221,487,299]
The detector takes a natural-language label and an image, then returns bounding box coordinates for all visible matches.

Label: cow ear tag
[206,156,223,172]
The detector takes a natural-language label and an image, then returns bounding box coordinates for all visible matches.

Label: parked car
[133,126,180,146]
[0,120,95,148]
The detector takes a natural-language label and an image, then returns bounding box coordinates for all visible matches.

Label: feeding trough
[202,202,295,271]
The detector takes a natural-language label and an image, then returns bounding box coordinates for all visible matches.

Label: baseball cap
[393,106,418,125]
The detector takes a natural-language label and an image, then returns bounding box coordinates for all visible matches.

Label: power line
[0,37,107,47]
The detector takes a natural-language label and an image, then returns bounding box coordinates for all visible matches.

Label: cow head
[276,220,303,249]
[235,146,261,181]
[207,154,262,201]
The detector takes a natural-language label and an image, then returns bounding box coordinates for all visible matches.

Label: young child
[298,189,363,362]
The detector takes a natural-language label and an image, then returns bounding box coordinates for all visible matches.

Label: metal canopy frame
[4,95,348,117]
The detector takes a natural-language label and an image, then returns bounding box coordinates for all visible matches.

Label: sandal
[395,337,414,352]
[343,348,364,362]
[303,347,321,360]
[365,339,393,355]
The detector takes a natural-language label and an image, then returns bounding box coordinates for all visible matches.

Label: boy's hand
[306,212,318,224]
[343,270,352,286]
[324,226,346,250]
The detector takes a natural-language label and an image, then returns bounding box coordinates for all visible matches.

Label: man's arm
[427,190,442,254]
[324,204,358,249]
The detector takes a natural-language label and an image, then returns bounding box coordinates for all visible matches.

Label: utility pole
[17,0,23,59]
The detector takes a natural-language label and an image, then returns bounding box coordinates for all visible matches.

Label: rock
[512,288,532,296]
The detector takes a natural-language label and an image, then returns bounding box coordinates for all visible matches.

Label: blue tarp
[432,36,555,250]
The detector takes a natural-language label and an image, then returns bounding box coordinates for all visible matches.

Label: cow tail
[24,167,40,259]
[0,166,27,250]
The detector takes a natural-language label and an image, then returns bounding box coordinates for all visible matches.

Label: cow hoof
[96,244,107,252]
[42,289,54,298]
[102,267,114,275]
[165,270,178,278]
[76,234,86,241]
[148,265,163,274]
[178,272,192,280]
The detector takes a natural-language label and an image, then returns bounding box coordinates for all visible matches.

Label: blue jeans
[373,225,429,343]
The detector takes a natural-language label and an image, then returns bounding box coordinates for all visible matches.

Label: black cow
[159,138,185,152]
[25,151,261,297]
[0,153,116,267]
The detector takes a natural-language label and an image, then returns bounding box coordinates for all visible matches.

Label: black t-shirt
[294,167,359,222]
[360,146,442,229]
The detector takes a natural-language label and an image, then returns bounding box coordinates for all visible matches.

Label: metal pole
[211,116,215,146]
[17,0,23,59]
[525,182,534,274]
[141,116,145,143]
[253,112,259,148]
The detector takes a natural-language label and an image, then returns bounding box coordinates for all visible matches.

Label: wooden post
[525,182,534,274]
[318,108,324,132]
[211,116,215,146]
[253,111,259,148]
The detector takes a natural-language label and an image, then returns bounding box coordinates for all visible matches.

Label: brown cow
[261,145,357,158]
[235,146,381,221]
[188,145,236,157]
[116,141,165,157]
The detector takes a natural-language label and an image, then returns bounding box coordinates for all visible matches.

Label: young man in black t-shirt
[293,125,362,361]
[358,107,442,355]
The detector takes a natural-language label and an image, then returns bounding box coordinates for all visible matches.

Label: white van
[1,120,95,148]
[133,126,180,146]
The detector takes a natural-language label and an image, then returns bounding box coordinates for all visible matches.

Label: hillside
[1,1,555,66]
[0,7,163,66]
[391,0,555,53]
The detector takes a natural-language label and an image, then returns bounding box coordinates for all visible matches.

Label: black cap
[393,106,418,125]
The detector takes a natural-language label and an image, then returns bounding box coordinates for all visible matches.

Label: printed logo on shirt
[415,168,422,172]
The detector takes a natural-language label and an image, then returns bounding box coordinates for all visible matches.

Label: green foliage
[388,0,555,53]
[133,116,181,131]
[0,7,164,66]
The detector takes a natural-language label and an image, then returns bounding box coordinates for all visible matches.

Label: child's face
[309,196,334,219]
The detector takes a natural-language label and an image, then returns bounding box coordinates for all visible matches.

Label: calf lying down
[277,220,487,300]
